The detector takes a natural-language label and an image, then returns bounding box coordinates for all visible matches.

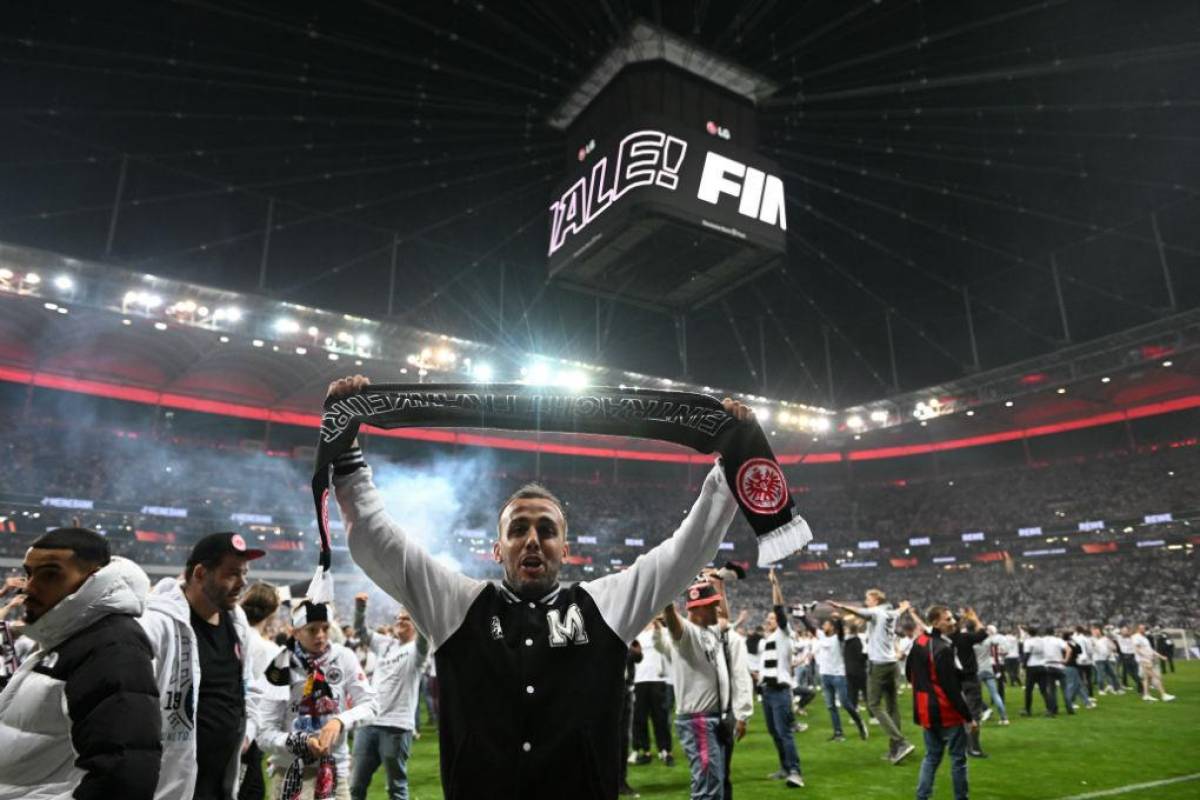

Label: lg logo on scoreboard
[697,152,787,231]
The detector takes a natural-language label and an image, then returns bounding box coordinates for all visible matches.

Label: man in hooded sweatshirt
[139,532,267,800]
[0,527,161,800]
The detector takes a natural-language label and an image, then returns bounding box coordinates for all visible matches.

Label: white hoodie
[0,557,153,800]
[137,581,261,800]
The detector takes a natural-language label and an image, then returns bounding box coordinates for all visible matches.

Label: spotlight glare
[307,326,319,337]
[295,346,307,355]
[1004,400,1014,408]
[1101,376,1111,383]
[0,268,12,280]
[24,272,40,285]
[274,318,300,334]
[473,362,494,382]
[813,417,831,432]
[252,339,264,347]
[54,275,74,290]
[1162,360,1173,367]
[846,415,864,429]
[153,322,168,331]
[356,333,371,347]
[328,353,339,361]
[524,362,551,384]
[869,410,888,424]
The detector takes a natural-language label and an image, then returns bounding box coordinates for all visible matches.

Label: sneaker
[980,708,994,723]
[829,733,846,742]
[767,769,789,780]
[792,722,809,733]
[890,742,916,765]
[1162,694,1176,702]
[627,751,640,765]
[856,719,869,740]
[1143,695,1158,702]
[633,753,652,765]
[868,717,880,725]
[998,718,1010,726]
[968,749,989,759]
[786,772,805,788]
[1086,701,1097,709]
[618,784,640,797]
[659,750,675,767]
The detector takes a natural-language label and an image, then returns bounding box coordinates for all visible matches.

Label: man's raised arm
[582,460,737,643]
[329,376,485,649]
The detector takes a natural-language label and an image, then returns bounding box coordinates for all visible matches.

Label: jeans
[350,725,413,800]
[761,684,801,774]
[1119,654,1140,687]
[916,725,969,800]
[1025,665,1057,714]
[676,714,727,799]
[821,674,864,736]
[1063,666,1091,707]
[867,661,907,748]
[979,673,1008,720]
[1096,660,1122,692]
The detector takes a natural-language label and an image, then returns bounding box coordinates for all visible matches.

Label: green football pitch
[365,662,1200,799]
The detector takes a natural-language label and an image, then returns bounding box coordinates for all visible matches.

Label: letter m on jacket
[546,604,589,647]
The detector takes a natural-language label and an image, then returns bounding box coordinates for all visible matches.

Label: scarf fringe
[755,514,813,567]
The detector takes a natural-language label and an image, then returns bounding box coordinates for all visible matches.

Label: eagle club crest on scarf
[310,384,813,580]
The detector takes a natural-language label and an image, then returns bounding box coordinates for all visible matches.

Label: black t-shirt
[191,609,245,800]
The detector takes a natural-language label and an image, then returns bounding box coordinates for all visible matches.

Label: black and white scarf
[308,384,811,599]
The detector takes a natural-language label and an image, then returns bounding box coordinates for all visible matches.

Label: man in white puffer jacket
[0,528,161,800]
[140,532,266,800]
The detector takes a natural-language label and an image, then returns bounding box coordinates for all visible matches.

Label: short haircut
[926,605,951,624]
[866,588,886,603]
[185,555,223,583]
[240,582,280,625]
[31,528,110,568]
[498,483,566,533]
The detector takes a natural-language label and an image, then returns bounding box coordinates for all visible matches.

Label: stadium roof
[1,1,1198,408]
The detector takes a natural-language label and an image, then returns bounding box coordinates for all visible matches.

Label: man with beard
[139,532,266,800]
[0,527,161,800]
[328,374,751,800]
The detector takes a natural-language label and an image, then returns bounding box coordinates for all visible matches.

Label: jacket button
[528,602,536,609]
[522,741,532,752]
[525,638,534,647]
[526,685,535,694]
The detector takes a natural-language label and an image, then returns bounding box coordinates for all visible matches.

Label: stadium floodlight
[219,335,229,343]
[754,407,770,422]
[153,322,168,331]
[1101,376,1111,383]
[0,268,12,280]
[846,415,864,429]
[274,318,300,334]
[252,339,264,347]
[560,370,589,391]
[473,362,494,382]
[295,347,307,355]
[44,302,57,311]
[54,275,74,291]
[328,353,339,361]
[306,326,318,336]
[121,319,132,326]
[56,307,67,315]
[214,306,242,322]
[196,306,209,317]
[177,299,197,313]
[812,417,831,432]
[869,410,888,423]
[436,348,456,364]
[1162,360,1173,367]
[1004,400,1014,407]
[965,409,975,417]
[778,411,791,424]
[1056,387,1067,394]
[356,333,371,347]
[524,362,551,385]
[24,272,41,285]
[337,331,353,343]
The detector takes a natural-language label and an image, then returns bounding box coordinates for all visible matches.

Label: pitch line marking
[1052,773,1200,799]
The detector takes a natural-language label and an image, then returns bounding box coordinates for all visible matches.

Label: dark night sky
[1,0,1198,406]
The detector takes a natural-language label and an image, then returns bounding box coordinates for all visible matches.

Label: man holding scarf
[326,375,764,800]
[258,601,377,800]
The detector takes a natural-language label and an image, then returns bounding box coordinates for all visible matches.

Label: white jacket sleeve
[729,633,754,722]
[336,463,487,649]
[254,691,292,757]
[334,650,378,732]
[582,463,737,643]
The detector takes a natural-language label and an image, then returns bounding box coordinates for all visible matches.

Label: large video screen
[547,114,787,277]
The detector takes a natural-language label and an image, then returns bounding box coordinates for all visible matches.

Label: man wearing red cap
[659,579,752,800]
[139,532,267,800]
